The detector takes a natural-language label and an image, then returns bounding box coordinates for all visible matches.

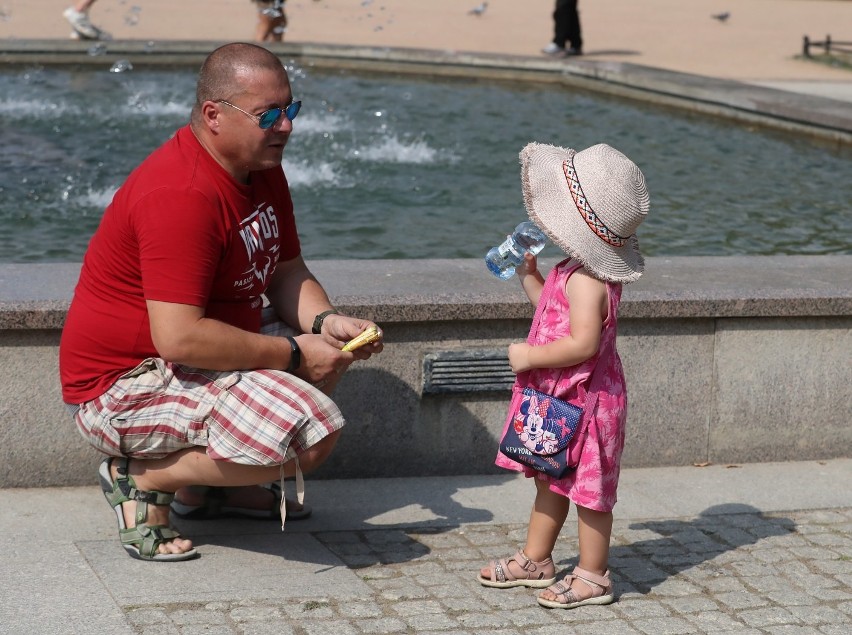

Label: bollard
[803,35,810,57]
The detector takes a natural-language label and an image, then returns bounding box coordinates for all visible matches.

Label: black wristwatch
[285,336,301,372]
[311,309,338,334]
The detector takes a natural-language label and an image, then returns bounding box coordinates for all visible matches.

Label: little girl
[478,142,650,609]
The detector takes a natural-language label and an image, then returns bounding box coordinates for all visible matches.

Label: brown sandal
[537,566,614,609]
[478,549,557,588]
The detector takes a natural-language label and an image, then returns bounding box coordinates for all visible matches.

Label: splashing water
[0,64,849,263]
[109,60,133,73]
[356,137,444,164]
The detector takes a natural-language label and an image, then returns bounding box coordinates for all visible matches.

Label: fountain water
[1,63,849,262]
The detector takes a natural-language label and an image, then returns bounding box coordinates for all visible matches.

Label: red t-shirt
[60,125,301,403]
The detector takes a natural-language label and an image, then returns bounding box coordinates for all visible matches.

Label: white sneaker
[541,42,564,55]
[63,7,104,40]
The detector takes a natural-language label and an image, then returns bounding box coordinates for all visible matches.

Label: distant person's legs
[64,0,108,40]
[253,0,288,42]
[71,0,97,13]
[543,0,582,56]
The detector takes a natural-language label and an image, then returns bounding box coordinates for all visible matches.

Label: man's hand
[294,315,384,385]
[292,334,353,383]
[320,314,384,360]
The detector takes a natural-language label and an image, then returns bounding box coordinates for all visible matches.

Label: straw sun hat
[520,142,650,283]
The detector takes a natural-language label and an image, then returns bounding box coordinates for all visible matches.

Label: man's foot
[99,458,197,561]
[63,7,107,40]
[171,484,311,521]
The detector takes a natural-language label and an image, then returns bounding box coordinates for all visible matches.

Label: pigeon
[711,12,730,23]
[468,2,488,16]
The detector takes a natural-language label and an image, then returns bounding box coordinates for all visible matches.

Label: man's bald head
[192,43,286,121]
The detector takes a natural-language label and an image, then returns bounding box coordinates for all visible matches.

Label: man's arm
[147,255,381,381]
[146,300,291,372]
[147,297,349,382]
[266,255,382,352]
[265,254,338,336]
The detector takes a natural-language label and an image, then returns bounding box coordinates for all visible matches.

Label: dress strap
[527,258,576,342]
[523,259,582,390]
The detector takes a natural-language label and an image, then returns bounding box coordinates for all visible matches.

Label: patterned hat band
[562,159,628,248]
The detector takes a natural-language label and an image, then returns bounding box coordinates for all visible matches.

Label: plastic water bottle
[485,221,547,280]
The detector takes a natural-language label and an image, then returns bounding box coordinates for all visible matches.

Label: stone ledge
[2,256,850,330]
[2,256,850,487]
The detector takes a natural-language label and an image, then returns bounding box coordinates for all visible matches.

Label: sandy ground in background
[0,0,851,83]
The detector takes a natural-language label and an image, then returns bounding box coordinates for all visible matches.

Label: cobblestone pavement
[122,507,852,635]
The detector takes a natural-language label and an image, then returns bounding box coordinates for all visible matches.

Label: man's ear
[199,101,221,133]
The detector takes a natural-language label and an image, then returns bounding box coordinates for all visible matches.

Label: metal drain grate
[422,349,515,394]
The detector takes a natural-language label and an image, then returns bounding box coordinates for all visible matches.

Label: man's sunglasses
[217,99,302,129]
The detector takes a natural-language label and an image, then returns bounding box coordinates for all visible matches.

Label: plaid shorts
[71,310,345,466]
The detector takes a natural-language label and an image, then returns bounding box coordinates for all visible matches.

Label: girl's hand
[516,252,538,278]
[508,342,532,373]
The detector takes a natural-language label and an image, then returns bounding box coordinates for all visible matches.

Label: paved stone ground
[4,462,851,634]
[121,508,852,634]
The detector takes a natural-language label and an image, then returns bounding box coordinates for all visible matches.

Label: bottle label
[497,236,520,258]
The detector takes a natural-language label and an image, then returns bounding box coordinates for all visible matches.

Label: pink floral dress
[495,259,627,512]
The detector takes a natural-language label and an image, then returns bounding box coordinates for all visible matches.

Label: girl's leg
[523,478,571,561]
[575,504,612,575]
[480,478,569,579]
[539,503,612,602]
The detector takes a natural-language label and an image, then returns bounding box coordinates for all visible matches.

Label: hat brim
[520,142,644,284]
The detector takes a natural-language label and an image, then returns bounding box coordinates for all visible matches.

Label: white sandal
[537,566,614,609]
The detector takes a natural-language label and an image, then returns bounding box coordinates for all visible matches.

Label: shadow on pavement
[180,478,501,567]
[605,503,797,595]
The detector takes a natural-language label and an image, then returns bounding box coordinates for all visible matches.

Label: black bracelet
[285,336,301,372]
[311,309,338,334]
